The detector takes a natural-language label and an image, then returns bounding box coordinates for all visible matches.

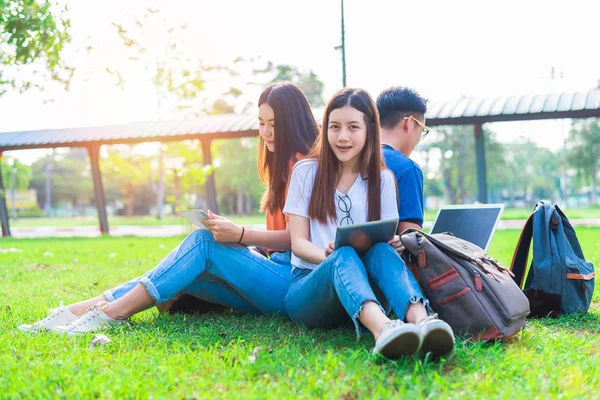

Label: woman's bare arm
[288,214,327,265]
[203,211,291,251]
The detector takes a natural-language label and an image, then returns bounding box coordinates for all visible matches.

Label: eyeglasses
[337,194,354,226]
[403,116,431,140]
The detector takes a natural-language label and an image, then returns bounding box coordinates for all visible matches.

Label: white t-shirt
[283,159,399,270]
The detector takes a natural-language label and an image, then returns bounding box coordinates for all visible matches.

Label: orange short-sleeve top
[264,153,303,231]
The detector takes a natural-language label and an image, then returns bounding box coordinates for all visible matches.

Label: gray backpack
[400,229,530,340]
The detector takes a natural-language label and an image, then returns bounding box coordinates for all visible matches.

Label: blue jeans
[284,243,427,337]
[103,229,292,316]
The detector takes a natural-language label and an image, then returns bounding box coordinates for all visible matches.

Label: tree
[29,149,93,214]
[426,125,476,204]
[251,61,325,108]
[101,145,153,217]
[106,8,225,119]
[0,0,74,96]
[425,125,508,204]
[1,157,31,190]
[567,119,600,205]
[214,137,263,216]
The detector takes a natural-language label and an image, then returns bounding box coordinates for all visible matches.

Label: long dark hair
[308,88,384,224]
[258,82,319,213]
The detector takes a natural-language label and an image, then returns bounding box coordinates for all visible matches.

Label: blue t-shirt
[382,144,424,227]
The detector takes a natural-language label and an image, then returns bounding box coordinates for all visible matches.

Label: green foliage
[426,125,477,204]
[425,126,561,205]
[107,9,225,119]
[214,137,264,215]
[101,145,154,216]
[568,119,600,205]
[0,0,73,95]
[0,156,31,190]
[0,229,598,398]
[29,149,93,209]
[250,61,325,108]
[15,205,45,217]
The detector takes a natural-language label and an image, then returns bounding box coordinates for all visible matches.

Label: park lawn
[9,214,267,228]
[423,206,600,222]
[9,207,600,230]
[0,229,599,399]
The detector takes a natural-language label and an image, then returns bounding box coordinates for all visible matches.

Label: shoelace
[419,313,440,325]
[386,320,405,329]
[65,305,101,330]
[32,301,65,327]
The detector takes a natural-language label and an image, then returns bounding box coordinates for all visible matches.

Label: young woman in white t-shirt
[283,88,454,359]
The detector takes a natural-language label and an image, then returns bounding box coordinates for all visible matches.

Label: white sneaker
[417,314,455,356]
[53,304,127,336]
[373,320,422,359]
[17,302,79,333]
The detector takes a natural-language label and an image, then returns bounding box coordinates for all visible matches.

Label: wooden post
[87,145,109,234]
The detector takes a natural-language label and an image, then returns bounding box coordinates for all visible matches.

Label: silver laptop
[429,204,504,251]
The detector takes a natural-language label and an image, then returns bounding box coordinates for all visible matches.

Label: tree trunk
[591,155,598,206]
[443,168,455,204]
[127,182,134,217]
[156,146,164,219]
[173,170,180,212]
[245,194,252,216]
[227,195,234,215]
[44,160,52,215]
[236,186,244,216]
[457,137,467,204]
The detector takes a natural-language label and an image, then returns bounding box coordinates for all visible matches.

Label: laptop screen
[429,204,504,251]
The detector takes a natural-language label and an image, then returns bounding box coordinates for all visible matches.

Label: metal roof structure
[2,88,600,238]
[425,88,600,126]
[2,88,600,152]
[0,114,259,151]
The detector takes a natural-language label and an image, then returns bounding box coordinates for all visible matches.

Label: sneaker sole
[17,324,38,333]
[373,326,422,358]
[421,326,455,356]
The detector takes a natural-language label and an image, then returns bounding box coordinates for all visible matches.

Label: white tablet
[178,209,210,229]
[334,218,399,253]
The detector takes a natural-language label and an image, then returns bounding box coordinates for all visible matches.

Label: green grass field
[9,214,267,228]
[1,229,598,398]
[8,207,600,229]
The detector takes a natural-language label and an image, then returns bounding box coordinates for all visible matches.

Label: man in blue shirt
[377,87,430,233]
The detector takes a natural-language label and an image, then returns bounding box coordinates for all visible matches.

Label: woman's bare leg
[99,283,155,320]
[405,302,428,324]
[358,301,392,339]
[67,295,108,316]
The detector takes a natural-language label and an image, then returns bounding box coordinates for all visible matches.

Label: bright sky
[2,0,599,163]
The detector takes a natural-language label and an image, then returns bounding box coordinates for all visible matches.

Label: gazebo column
[200,138,218,213]
[0,151,11,237]
[87,145,109,235]
[474,123,489,203]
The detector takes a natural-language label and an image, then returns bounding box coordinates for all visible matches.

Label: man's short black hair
[376,86,428,129]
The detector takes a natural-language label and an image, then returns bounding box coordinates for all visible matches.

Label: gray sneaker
[417,314,455,356]
[373,320,422,359]
[53,304,127,336]
[17,302,79,333]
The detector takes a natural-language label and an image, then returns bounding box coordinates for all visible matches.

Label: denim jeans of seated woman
[103,229,292,316]
[284,242,428,338]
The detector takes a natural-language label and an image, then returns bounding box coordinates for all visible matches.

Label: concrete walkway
[5,219,600,238]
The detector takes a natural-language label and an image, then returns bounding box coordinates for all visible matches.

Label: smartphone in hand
[178,209,210,229]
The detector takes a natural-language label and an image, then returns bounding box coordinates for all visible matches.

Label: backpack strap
[510,213,534,289]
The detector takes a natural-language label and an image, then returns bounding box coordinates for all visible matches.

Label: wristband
[238,226,245,244]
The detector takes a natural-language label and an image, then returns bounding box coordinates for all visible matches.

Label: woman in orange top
[18,83,320,335]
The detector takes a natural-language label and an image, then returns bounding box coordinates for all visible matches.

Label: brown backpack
[400,229,530,340]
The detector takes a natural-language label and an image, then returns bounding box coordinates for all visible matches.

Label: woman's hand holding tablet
[333,217,399,254]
